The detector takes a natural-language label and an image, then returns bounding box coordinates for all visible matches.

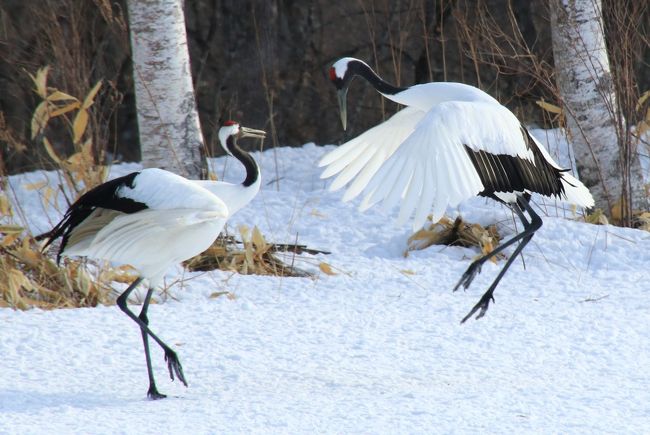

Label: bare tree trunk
[127,0,206,179]
[550,0,645,220]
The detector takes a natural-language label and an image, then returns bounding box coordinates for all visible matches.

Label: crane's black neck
[348,60,408,96]
[226,136,259,187]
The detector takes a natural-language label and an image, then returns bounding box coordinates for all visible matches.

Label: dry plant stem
[440,0,448,82]
[359,0,387,119]
[419,2,433,83]
[251,5,280,191]
[358,0,423,120]
[605,1,650,220]
[183,229,317,278]
[455,0,557,96]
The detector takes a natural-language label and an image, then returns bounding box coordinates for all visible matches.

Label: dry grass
[0,227,136,309]
[184,225,327,278]
[0,67,122,310]
[634,212,650,231]
[405,215,503,262]
[586,207,650,230]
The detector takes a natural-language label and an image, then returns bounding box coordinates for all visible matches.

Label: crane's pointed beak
[239,126,267,139]
[337,88,348,131]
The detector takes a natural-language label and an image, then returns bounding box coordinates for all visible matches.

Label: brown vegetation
[2,0,646,174]
[0,1,648,309]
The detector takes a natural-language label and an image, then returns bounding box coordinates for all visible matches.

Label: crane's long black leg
[460,232,534,323]
[116,278,187,397]
[453,200,531,291]
[138,287,166,400]
[460,196,542,323]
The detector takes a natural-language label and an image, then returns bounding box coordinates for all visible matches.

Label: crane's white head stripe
[331,57,369,79]
[218,122,240,156]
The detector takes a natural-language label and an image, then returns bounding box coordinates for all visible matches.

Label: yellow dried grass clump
[584,209,610,225]
[184,225,321,278]
[635,212,650,231]
[0,228,135,310]
[405,215,503,263]
[585,200,650,229]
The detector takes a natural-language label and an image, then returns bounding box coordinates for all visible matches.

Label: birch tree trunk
[550,0,646,220]
[127,0,206,179]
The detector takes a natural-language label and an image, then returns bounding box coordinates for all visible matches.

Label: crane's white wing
[66,208,227,260]
[330,101,544,230]
[65,208,228,285]
[96,169,230,271]
[318,106,427,202]
[118,168,230,212]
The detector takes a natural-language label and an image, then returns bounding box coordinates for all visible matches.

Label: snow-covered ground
[1,131,650,434]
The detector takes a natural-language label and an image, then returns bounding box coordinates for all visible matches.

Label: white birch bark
[550,0,645,215]
[127,0,206,179]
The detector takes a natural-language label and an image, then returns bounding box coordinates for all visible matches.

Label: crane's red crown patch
[328,67,337,81]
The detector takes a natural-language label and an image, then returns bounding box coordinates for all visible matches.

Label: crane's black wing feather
[36,172,148,263]
[464,126,566,200]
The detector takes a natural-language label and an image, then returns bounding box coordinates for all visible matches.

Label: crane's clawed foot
[147,385,167,400]
[164,348,188,387]
[453,260,483,292]
[460,291,495,324]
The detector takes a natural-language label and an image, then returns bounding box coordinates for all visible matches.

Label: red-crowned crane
[320,57,594,323]
[38,121,265,399]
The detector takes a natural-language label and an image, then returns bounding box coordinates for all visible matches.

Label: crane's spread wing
[362,103,488,230]
[318,106,427,202]
[322,101,552,230]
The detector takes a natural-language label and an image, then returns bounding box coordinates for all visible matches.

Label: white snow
[1,131,650,434]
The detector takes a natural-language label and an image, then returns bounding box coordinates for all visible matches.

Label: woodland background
[0,5,649,426]
[0,0,648,173]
